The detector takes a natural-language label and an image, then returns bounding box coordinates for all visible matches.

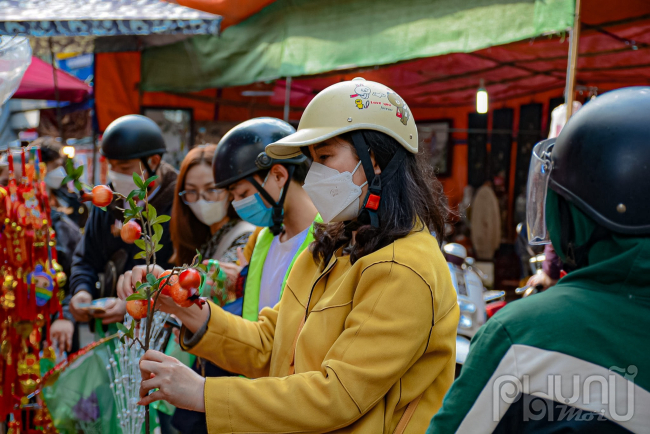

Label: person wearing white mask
[118,79,458,434]
[169,144,255,300]
[69,115,178,329]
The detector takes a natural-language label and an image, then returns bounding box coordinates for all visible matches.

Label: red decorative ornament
[0,146,63,429]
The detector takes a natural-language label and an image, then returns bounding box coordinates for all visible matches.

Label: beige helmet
[266,77,418,158]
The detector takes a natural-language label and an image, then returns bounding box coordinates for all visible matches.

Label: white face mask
[44,166,66,189]
[187,198,229,226]
[303,161,367,223]
[108,170,139,198]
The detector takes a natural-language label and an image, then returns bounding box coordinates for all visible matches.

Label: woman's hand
[50,319,74,353]
[117,265,164,300]
[138,350,206,412]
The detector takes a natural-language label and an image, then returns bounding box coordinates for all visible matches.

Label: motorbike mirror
[444,243,467,260]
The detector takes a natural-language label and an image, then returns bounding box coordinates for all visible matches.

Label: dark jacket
[70,162,178,299]
[51,210,82,322]
[428,192,650,433]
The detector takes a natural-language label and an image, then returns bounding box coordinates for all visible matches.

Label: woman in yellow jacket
[119,78,459,433]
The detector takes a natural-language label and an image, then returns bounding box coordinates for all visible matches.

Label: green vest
[241,215,322,321]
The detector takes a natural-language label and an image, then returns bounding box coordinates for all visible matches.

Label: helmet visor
[526,139,554,245]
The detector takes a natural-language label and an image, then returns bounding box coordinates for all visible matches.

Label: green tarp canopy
[141,0,575,92]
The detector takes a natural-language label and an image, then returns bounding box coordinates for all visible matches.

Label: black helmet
[550,87,650,235]
[101,115,166,160]
[212,117,306,188]
[213,117,308,235]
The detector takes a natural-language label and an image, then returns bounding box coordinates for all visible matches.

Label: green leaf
[135,281,144,289]
[74,180,82,191]
[145,175,158,187]
[153,215,171,225]
[154,243,164,252]
[133,173,145,189]
[147,205,157,223]
[128,197,137,210]
[126,190,138,202]
[134,251,147,260]
[134,239,146,250]
[197,264,208,273]
[152,224,163,244]
[65,158,75,173]
[120,335,126,344]
[61,174,75,185]
[99,206,107,212]
[116,323,130,334]
[126,293,147,301]
[146,273,157,285]
[74,165,85,177]
[138,190,146,200]
[196,249,203,265]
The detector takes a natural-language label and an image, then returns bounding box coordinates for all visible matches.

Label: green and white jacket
[428,219,650,433]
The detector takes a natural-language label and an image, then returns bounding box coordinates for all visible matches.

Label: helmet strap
[140,157,158,180]
[350,131,406,228]
[247,164,295,236]
[558,195,610,271]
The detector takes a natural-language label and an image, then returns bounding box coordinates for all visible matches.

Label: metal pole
[565,0,581,123]
[49,38,64,141]
[284,76,292,122]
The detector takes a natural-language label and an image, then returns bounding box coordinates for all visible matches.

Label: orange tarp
[171,0,277,29]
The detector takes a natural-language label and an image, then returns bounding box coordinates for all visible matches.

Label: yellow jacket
[182,226,459,433]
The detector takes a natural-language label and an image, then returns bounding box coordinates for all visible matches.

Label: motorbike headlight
[459,314,473,330]
[458,299,476,314]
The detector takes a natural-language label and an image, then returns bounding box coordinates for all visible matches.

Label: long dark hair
[311,130,449,264]
[170,144,237,266]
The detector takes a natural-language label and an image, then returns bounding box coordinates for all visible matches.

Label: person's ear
[148,154,162,172]
[369,151,382,176]
[270,164,289,189]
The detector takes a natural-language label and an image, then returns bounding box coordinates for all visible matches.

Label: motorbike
[443,243,505,377]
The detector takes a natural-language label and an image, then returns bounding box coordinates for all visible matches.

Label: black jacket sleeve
[70,207,109,299]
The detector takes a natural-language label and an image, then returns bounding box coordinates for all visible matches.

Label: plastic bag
[0,36,31,106]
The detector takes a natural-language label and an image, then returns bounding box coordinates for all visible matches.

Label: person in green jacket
[212,117,319,320]
[428,87,650,433]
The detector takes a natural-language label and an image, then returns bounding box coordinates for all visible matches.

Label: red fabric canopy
[14,56,92,103]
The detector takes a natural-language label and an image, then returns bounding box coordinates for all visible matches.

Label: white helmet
[266,77,418,158]
[267,78,419,228]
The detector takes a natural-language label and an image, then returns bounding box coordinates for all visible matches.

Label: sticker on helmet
[355,98,369,110]
[350,83,371,99]
[387,92,411,125]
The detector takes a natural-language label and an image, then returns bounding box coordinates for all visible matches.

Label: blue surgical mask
[232,174,283,228]
[232,192,276,227]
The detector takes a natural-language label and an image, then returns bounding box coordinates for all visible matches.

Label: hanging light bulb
[62,146,75,159]
[476,79,488,114]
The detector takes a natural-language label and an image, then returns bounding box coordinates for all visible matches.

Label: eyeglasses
[179,188,226,204]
